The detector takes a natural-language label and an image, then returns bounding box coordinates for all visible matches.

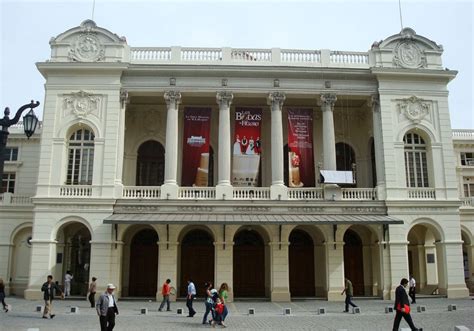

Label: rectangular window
[1,173,16,193]
[4,147,19,161]
[66,146,93,185]
[461,152,474,166]
[463,177,474,197]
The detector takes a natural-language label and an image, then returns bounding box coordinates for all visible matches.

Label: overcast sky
[1,0,473,129]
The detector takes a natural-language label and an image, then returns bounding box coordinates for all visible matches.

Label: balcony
[407,188,436,199]
[461,197,474,207]
[0,193,33,206]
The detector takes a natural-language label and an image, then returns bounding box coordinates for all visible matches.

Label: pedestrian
[211,297,225,328]
[218,282,229,326]
[96,284,119,331]
[88,277,97,308]
[41,275,64,319]
[392,278,422,331]
[202,281,213,325]
[0,278,8,312]
[64,270,73,297]
[341,277,358,312]
[409,275,416,304]
[158,279,172,312]
[186,278,196,317]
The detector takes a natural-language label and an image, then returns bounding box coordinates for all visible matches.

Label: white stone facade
[0,20,472,301]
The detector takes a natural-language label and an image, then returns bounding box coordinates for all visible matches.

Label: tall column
[319,94,337,170]
[161,91,181,199]
[114,90,128,198]
[369,95,386,200]
[267,92,287,200]
[216,91,233,200]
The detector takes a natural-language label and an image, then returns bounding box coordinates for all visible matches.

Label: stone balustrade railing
[461,197,473,207]
[0,193,33,205]
[452,129,474,139]
[122,186,161,199]
[59,185,92,197]
[407,188,436,199]
[178,187,216,199]
[341,188,377,200]
[288,188,324,200]
[233,187,271,200]
[130,47,371,68]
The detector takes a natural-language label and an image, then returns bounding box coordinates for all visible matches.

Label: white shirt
[409,277,416,288]
[188,282,196,295]
[107,293,115,307]
[65,274,73,282]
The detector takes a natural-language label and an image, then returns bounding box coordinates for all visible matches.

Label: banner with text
[232,107,262,187]
[181,107,212,186]
[287,108,315,187]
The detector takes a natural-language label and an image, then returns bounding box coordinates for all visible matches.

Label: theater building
[0,20,472,301]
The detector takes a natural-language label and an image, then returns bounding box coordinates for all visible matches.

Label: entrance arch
[56,222,92,296]
[343,229,364,296]
[233,228,267,297]
[136,140,165,186]
[129,229,158,297]
[9,225,32,296]
[461,230,472,292]
[179,229,215,297]
[289,229,315,297]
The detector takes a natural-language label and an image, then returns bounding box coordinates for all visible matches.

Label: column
[319,93,337,170]
[437,241,469,298]
[267,92,287,200]
[326,240,345,301]
[114,90,128,198]
[269,241,290,301]
[214,241,234,301]
[370,95,386,200]
[0,242,12,295]
[387,240,409,300]
[24,239,57,300]
[161,91,181,199]
[89,240,121,295]
[216,91,233,200]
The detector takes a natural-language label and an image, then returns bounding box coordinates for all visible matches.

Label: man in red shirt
[158,279,172,312]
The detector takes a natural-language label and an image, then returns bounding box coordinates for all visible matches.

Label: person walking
[158,279,172,312]
[0,278,8,312]
[96,284,119,331]
[88,277,97,308]
[392,278,422,331]
[202,282,213,325]
[341,278,358,312]
[186,278,196,317]
[218,283,229,326]
[409,275,416,304]
[64,271,73,297]
[41,275,64,319]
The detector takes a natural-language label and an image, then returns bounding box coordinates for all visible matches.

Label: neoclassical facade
[0,20,472,301]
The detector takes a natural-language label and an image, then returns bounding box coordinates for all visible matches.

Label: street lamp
[0,100,40,186]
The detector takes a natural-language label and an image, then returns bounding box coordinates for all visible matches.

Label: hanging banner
[232,107,262,187]
[287,108,315,187]
[181,107,212,186]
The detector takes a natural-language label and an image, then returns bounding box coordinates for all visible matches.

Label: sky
[1,0,473,129]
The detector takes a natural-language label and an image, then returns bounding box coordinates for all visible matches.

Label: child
[211,298,225,328]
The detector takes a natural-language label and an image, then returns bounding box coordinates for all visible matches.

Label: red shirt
[162,283,170,296]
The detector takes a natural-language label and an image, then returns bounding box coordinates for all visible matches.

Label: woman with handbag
[392,278,422,331]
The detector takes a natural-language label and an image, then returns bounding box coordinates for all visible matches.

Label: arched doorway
[343,229,364,296]
[289,229,315,297]
[336,142,356,171]
[136,140,165,186]
[56,222,92,296]
[461,231,472,292]
[129,229,158,297]
[179,229,215,297]
[10,226,32,296]
[233,229,266,297]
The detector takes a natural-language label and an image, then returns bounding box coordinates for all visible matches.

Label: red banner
[181,107,212,186]
[287,108,315,187]
[232,107,262,187]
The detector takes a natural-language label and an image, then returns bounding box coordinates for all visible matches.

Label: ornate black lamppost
[0,100,40,183]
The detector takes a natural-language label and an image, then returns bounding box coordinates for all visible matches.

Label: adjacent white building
[0,20,472,301]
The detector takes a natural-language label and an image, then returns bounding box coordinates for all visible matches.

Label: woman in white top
[64,271,73,297]
[233,134,241,155]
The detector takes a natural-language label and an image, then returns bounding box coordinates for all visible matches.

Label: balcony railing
[452,129,474,139]
[59,185,92,197]
[0,193,33,205]
[407,188,436,199]
[178,187,216,199]
[288,188,324,200]
[461,197,474,207]
[233,187,271,200]
[342,188,377,200]
[122,186,161,199]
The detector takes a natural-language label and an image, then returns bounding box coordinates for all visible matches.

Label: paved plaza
[0,297,473,330]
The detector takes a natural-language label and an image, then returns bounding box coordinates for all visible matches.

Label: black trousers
[88,292,96,308]
[186,295,196,316]
[345,295,357,312]
[392,310,417,331]
[99,307,116,331]
[409,287,416,303]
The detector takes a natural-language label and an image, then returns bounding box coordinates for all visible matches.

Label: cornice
[370,67,457,81]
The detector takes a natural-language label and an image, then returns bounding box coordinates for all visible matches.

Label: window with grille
[404,132,429,187]
[1,173,15,193]
[460,152,474,166]
[66,128,95,185]
[4,147,19,161]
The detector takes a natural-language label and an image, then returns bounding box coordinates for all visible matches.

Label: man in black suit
[392,278,422,331]
[41,275,64,319]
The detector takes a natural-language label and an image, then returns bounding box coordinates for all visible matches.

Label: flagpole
[92,0,96,21]
[398,0,404,30]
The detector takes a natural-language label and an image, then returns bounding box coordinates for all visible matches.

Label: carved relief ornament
[64,91,100,119]
[393,41,426,69]
[69,32,105,62]
[397,96,431,124]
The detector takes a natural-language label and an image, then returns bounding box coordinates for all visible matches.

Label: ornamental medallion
[64,91,100,119]
[393,41,426,69]
[69,33,105,62]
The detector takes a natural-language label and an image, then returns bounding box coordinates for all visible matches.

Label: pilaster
[269,241,290,302]
[158,241,179,301]
[326,241,345,301]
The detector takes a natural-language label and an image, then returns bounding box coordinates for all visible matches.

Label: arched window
[136,140,165,186]
[336,142,355,171]
[404,132,429,187]
[66,128,95,185]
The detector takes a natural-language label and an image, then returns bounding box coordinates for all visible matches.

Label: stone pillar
[267,92,287,200]
[214,241,234,302]
[216,91,234,200]
[370,95,386,200]
[114,90,129,198]
[89,240,121,296]
[157,242,179,301]
[387,240,409,300]
[269,241,290,301]
[0,242,12,295]
[436,241,469,298]
[319,93,337,170]
[326,241,345,301]
[24,239,57,300]
[161,91,182,199]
